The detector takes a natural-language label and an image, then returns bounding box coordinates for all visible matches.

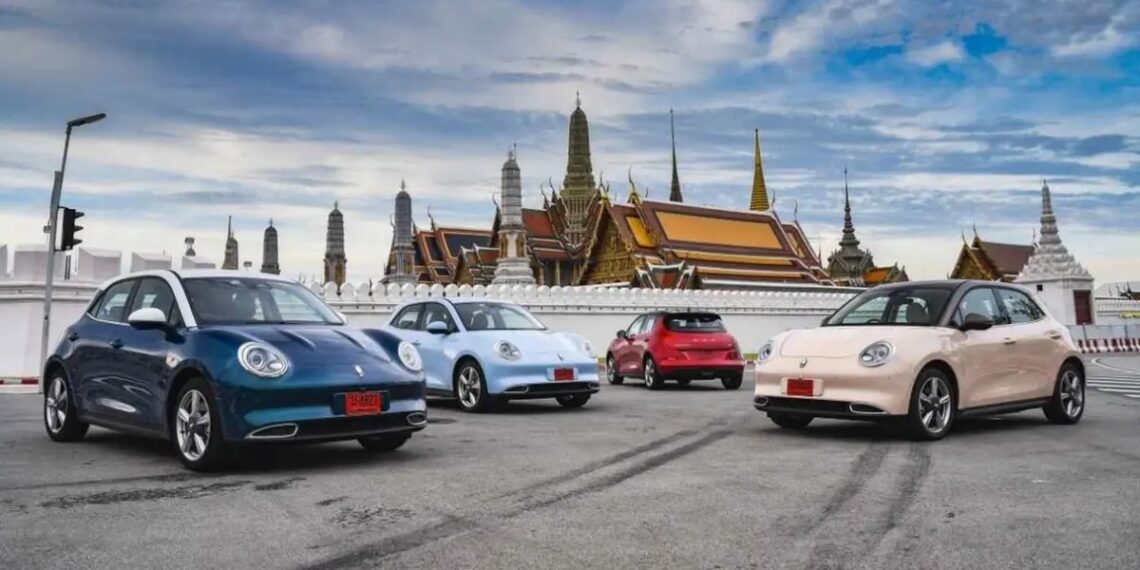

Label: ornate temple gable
[950,235,1034,282]
[454,245,500,286]
[579,204,641,286]
[403,225,492,284]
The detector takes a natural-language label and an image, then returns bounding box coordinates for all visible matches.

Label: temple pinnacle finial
[669,109,682,202]
[750,128,770,211]
[972,222,978,239]
[627,167,640,202]
[333,200,339,210]
[575,90,581,108]
[227,215,233,237]
[400,179,406,191]
[268,218,273,228]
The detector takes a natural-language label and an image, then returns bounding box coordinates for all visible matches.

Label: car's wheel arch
[1061,356,1084,379]
[914,359,959,407]
[165,363,218,437]
[452,355,484,393]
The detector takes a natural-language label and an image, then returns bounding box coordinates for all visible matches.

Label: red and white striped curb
[1076,338,1140,354]
[0,378,39,385]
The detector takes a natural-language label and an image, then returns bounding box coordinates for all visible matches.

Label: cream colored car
[753,280,1085,440]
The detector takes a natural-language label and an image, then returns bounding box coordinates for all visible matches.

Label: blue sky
[1,0,1138,283]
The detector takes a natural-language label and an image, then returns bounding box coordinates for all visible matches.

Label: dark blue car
[43,270,428,471]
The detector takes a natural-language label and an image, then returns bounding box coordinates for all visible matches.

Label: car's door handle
[1047,331,1063,339]
[110,339,124,349]
[67,332,79,342]
[411,340,421,346]
[1002,338,1017,345]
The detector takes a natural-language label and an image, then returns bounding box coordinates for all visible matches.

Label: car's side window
[995,288,1044,324]
[626,316,645,336]
[93,280,137,323]
[128,278,178,320]
[953,287,1001,326]
[420,303,454,331]
[392,304,422,330]
[640,315,658,335]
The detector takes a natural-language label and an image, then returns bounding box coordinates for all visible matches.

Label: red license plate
[786,378,815,397]
[345,392,382,416]
[553,368,576,382]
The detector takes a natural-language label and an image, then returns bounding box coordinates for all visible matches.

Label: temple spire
[749,129,770,211]
[1016,179,1091,281]
[838,167,860,248]
[669,109,682,203]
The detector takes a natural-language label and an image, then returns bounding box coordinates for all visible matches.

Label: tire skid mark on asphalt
[796,440,889,534]
[788,442,934,570]
[505,429,735,515]
[493,428,700,500]
[298,423,741,570]
[0,471,207,492]
[39,479,255,509]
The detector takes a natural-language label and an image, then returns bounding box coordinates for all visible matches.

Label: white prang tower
[492,147,536,285]
[1016,180,1095,325]
[389,180,416,286]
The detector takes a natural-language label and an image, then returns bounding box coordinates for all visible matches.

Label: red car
[606,311,745,390]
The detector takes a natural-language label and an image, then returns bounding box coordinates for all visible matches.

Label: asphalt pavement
[2,357,1140,570]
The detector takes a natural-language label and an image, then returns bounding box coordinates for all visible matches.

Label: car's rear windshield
[664,313,726,332]
[183,278,341,326]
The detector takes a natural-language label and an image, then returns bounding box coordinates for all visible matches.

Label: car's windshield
[665,313,726,332]
[184,278,341,326]
[824,286,953,327]
[454,302,546,331]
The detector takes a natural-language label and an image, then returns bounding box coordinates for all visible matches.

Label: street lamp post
[39,113,106,392]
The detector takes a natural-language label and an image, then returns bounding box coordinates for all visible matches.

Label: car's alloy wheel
[1044,363,1085,425]
[456,362,494,412]
[44,375,87,442]
[905,369,955,441]
[606,355,623,385]
[171,377,228,471]
[176,389,212,462]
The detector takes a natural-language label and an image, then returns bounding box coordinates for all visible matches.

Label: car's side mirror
[616,329,628,340]
[335,310,348,324]
[959,313,994,332]
[127,307,168,329]
[425,320,450,335]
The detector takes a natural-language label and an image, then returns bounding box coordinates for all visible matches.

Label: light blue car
[380,298,600,412]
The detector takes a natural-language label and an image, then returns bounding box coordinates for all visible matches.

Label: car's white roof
[97,268,297,290]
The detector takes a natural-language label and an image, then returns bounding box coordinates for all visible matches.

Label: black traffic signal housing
[59,207,84,251]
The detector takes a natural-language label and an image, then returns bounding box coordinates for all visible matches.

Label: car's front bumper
[753,356,914,416]
[218,378,428,442]
[483,358,602,398]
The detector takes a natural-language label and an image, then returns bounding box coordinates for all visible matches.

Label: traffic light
[59,207,84,251]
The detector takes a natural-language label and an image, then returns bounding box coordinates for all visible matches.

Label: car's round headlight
[495,340,521,361]
[238,342,289,378]
[757,341,774,363]
[397,341,422,372]
[859,341,894,368]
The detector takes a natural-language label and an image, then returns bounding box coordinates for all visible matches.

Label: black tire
[768,412,813,429]
[1043,361,1085,425]
[606,354,623,385]
[721,374,743,390]
[904,367,956,441]
[676,379,691,387]
[455,360,497,413]
[43,372,89,442]
[556,394,591,408]
[171,377,229,471]
[359,433,411,452]
[643,356,665,390]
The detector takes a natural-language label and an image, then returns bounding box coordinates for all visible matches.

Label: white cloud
[905,40,964,67]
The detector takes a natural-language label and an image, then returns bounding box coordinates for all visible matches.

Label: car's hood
[777,326,945,359]
[199,325,392,367]
[468,329,587,356]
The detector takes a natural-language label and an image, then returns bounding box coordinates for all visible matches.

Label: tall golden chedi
[449,98,832,288]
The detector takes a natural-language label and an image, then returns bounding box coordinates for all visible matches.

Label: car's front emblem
[354,365,365,378]
[799,358,808,369]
